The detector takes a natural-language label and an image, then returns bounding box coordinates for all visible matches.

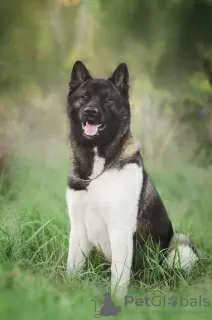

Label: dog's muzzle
[81,107,106,136]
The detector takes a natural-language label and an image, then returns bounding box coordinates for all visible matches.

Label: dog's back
[135,166,198,270]
[136,168,173,249]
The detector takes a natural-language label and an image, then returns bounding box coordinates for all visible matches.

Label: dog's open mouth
[82,121,106,136]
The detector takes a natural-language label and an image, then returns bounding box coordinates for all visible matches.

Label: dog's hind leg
[166,232,199,271]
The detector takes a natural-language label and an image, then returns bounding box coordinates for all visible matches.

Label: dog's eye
[104,97,109,102]
[82,95,89,100]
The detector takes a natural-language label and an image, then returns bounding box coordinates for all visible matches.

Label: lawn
[0,156,212,319]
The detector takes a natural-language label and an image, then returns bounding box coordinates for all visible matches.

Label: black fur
[136,169,173,250]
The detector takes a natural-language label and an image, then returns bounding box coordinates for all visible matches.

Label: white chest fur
[89,147,105,179]
[67,152,143,258]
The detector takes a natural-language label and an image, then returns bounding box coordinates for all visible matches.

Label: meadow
[0,153,212,319]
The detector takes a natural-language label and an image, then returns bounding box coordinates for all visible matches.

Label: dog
[66,60,199,298]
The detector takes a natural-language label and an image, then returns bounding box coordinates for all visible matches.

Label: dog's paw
[112,286,128,301]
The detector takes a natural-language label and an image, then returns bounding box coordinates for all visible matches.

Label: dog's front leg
[66,188,91,275]
[109,228,133,299]
[67,224,91,275]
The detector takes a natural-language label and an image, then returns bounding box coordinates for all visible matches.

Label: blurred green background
[0,1,212,319]
[0,0,212,170]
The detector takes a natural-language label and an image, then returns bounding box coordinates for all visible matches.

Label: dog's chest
[67,153,143,258]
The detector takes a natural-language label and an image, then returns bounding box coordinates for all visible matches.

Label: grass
[0,156,212,319]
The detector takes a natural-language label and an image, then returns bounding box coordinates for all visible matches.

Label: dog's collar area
[69,138,140,183]
[70,151,121,183]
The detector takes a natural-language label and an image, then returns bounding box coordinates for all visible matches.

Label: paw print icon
[168,296,178,307]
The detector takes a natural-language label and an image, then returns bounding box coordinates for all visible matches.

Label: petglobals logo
[91,292,210,317]
[125,295,210,308]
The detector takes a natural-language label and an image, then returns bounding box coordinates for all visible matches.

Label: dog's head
[67,60,131,146]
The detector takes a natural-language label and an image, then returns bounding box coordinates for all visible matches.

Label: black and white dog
[66,61,198,297]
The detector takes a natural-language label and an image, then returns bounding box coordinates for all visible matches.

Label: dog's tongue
[84,122,98,136]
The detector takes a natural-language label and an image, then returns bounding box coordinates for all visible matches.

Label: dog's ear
[108,63,129,100]
[69,60,92,94]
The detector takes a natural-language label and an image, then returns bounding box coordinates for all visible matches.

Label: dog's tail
[166,232,199,271]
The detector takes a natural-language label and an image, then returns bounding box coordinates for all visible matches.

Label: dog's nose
[84,107,98,117]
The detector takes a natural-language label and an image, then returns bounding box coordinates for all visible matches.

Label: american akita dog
[66,60,199,297]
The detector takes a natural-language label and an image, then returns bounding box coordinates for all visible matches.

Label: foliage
[0,0,212,163]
